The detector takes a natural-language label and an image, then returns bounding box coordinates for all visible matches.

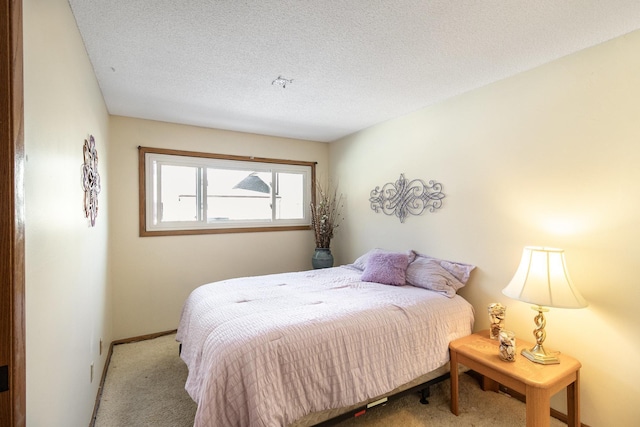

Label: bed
[176,250,475,426]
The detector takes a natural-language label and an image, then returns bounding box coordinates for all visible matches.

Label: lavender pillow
[406,254,475,297]
[361,251,410,286]
[349,248,416,271]
[412,252,475,283]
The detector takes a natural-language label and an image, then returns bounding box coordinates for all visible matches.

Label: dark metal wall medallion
[369,174,445,223]
[82,135,101,227]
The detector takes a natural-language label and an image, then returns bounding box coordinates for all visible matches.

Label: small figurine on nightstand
[487,303,506,339]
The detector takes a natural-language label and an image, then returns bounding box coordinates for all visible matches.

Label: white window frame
[138,147,316,236]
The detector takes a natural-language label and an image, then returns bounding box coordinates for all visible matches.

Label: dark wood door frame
[1,0,26,426]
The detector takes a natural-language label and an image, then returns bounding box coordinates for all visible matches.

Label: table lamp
[502,246,588,364]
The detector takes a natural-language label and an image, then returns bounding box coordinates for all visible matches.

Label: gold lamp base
[521,344,559,365]
[523,305,561,365]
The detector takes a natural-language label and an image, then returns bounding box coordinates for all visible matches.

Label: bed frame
[291,363,459,427]
[310,371,451,426]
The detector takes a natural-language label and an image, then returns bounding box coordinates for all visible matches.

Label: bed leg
[419,387,430,405]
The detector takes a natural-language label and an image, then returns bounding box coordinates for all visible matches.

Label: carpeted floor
[94,334,196,427]
[94,334,566,426]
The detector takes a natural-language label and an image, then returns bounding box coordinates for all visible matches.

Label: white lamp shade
[502,246,588,309]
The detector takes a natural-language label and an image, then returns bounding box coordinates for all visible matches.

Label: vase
[312,248,334,269]
[498,330,516,362]
[487,303,506,340]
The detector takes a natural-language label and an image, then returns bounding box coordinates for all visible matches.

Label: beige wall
[23,0,112,426]
[108,116,328,339]
[330,30,640,426]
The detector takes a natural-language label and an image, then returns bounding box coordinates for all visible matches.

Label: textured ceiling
[68,1,640,142]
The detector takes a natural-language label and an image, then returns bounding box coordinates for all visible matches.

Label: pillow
[412,252,475,284]
[440,260,474,284]
[360,251,410,286]
[406,253,476,297]
[349,248,416,271]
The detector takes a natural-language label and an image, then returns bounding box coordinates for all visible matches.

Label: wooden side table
[449,330,581,427]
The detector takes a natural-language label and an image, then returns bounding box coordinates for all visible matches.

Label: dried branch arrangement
[310,182,344,249]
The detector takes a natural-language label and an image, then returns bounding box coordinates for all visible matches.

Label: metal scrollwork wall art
[369,174,445,223]
[82,135,101,227]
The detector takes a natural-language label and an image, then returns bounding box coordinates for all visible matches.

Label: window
[139,147,315,236]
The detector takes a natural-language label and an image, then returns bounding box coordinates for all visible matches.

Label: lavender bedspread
[176,267,474,427]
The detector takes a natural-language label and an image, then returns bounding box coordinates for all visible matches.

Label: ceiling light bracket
[272,76,293,88]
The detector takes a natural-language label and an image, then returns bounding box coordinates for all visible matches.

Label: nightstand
[449,330,581,427]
